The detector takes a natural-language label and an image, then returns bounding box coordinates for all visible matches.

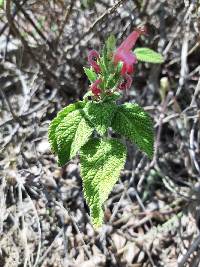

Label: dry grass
[0,0,200,266]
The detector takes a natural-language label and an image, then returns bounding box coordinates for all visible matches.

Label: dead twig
[178,234,200,267]
[56,0,74,45]
[64,0,128,53]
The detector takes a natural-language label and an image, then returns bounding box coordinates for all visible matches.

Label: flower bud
[88,50,101,73]
[118,74,132,90]
[91,79,102,96]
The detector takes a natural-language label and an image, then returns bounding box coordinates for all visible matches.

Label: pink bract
[114,28,146,75]
[88,50,101,73]
[91,79,102,96]
[118,74,133,90]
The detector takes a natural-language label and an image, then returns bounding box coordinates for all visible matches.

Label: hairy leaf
[84,101,117,135]
[134,48,164,64]
[106,34,116,53]
[80,138,127,227]
[112,103,154,158]
[83,67,97,82]
[103,92,121,102]
[55,109,93,166]
[48,102,85,153]
[105,62,123,89]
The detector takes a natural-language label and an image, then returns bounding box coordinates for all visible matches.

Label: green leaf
[101,46,109,75]
[116,61,123,74]
[112,103,154,158]
[83,67,97,82]
[105,62,123,89]
[48,102,85,154]
[80,138,127,227]
[106,73,116,88]
[134,48,164,64]
[103,92,121,102]
[84,101,117,135]
[55,109,93,166]
[106,34,116,53]
[99,55,107,77]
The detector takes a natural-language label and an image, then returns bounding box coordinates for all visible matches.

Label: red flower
[91,79,102,96]
[88,50,101,73]
[114,27,146,75]
[118,74,132,90]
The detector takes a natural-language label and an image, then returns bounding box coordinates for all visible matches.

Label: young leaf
[103,92,121,102]
[112,103,154,158]
[106,35,116,52]
[48,102,85,153]
[134,48,164,64]
[83,67,97,82]
[106,34,116,53]
[80,138,127,227]
[105,62,123,89]
[99,55,108,77]
[84,101,117,135]
[101,46,110,75]
[55,109,93,166]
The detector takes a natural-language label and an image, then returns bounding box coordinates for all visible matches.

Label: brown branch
[0,0,28,35]
[5,0,58,83]
[56,0,75,45]
[12,0,52,48]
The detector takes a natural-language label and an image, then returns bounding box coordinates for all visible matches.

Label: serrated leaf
[84,101,117,135]
[48,102,85,153]
[112,103,154,158]
[70,117,93,158]
[80,138,127,227]
[83,67,97,82]
[55,109,93,166]
[134,48,164,64]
